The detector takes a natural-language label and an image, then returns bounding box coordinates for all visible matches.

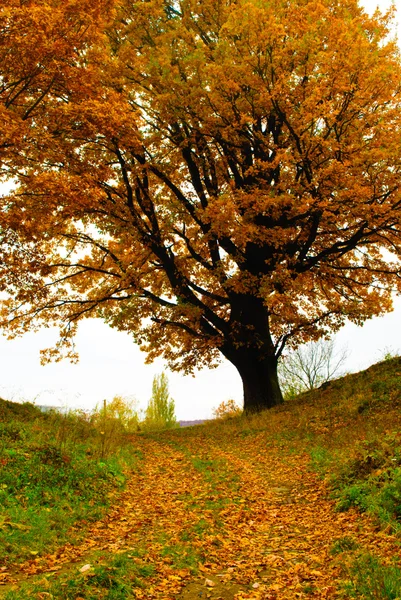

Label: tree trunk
[228,347,283,413]
[220,294,284,413]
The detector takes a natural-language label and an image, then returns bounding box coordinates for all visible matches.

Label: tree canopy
[1,0,401,412]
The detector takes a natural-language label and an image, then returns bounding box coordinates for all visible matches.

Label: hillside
[1,357,401,599]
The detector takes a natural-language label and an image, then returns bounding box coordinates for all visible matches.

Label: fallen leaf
[79,564,91,573]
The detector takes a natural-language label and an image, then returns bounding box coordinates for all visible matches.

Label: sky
[0,0,400,420]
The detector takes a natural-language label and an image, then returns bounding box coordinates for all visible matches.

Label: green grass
[309,430,401,533]
[159,540,201,573]
[342,553,401,599]
[330,536,360,555]
[2,548,155,600]
[0,400,138,565]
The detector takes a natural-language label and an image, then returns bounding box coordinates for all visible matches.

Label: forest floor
[2,358,401,599]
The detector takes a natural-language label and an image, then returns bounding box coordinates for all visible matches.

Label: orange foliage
[213,399,242,420]
[1,0,401,410]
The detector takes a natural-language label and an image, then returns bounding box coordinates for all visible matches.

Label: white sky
[0,0,400,420]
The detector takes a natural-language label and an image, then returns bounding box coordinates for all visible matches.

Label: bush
[91,396,141,458]
[213,399,242,420]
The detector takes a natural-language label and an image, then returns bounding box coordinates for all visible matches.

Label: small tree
[278,339,348,400]
[144,373,177,431]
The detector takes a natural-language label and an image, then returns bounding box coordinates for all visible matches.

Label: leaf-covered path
[1,426,399,599]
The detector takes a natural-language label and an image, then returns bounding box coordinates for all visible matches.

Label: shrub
[213,399,242,420]
[92,396,141,458]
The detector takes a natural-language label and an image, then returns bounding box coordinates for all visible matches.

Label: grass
[0,400,138,565]
[297,359,401,535]
[2,356,401,597]
[159,540,201,573]
[342,553,401,599]
[330,536,360,555]
[2,548,155,600]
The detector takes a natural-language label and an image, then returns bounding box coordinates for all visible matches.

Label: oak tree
[1,0,401,412]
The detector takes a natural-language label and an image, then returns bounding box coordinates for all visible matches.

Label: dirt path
[1,430,399,599]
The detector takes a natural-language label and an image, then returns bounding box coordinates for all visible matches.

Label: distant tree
[278,339,348,399]
[144,373,177,430]
[2,0,401,413]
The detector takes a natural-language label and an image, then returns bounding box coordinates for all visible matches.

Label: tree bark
[227,347,283,413]
[220,294,284,413]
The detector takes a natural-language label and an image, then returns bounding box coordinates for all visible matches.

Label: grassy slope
[214,355,401,534]
[297,357,401,529]
[0,400,138,566]
[1,357,401,599]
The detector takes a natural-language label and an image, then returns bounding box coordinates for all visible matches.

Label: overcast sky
[0,0,400,420]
